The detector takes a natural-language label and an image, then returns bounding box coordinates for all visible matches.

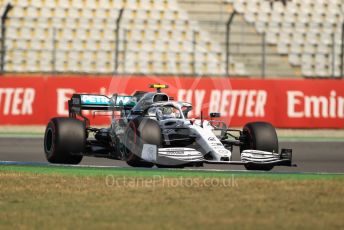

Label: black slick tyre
[44,117,85,164]
[241,122,279,171]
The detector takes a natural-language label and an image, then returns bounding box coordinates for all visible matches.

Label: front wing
[140,145,294,167]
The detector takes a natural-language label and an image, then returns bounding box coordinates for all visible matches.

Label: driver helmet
[164,107,177,118]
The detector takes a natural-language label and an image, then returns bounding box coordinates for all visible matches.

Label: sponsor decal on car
[158,148,201,156]
[81,95,110,105]
[218,149,229,154]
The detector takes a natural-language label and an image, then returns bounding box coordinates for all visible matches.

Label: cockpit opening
[147,105,183,120]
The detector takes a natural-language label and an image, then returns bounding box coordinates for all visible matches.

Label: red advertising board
[1,76,344,128]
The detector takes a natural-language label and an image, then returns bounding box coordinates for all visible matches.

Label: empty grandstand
[0,0,343,77]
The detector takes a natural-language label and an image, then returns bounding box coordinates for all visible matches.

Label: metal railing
[0,2,13,74]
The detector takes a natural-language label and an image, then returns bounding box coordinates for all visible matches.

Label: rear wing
[68,94,136,125]
[69,94,112,113]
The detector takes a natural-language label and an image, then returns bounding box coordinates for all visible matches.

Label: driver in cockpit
[150,106,181,120]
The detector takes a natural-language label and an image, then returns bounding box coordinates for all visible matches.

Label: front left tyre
[240,122,279,171]
[124,118,161,168]
[44,117,85,164]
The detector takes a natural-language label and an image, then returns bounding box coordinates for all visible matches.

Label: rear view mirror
[210,112,221,118]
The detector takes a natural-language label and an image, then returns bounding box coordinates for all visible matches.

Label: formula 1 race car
[44,84,294,171]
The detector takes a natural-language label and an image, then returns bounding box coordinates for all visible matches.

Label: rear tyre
[124,118,161,168]
[241,122,279,171]
[44,117,85,164]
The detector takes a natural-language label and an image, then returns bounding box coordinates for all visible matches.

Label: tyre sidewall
[44,117,85,164]
[242,122,279,153]
[241,122,279,171]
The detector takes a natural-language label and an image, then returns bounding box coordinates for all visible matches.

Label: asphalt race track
[0,137,343,173]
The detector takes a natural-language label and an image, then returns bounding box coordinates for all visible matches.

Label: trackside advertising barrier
[1,76,344,128]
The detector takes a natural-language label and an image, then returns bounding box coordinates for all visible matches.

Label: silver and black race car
[44,84,294,171]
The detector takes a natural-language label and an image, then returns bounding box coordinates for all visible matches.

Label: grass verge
[1,164,344,179]
[0,165,344,230]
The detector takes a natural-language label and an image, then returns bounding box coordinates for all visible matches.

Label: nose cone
[210,148,232,162]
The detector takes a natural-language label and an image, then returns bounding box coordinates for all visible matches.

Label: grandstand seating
[0,0,343,77]
[229,0,343,77]
[1,0,235,75]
